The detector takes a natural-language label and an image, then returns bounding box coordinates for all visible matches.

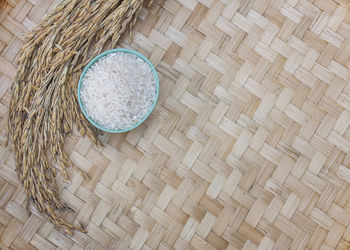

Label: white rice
[80,52,157,130]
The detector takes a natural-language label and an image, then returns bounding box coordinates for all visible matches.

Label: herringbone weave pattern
[1,0,350,249]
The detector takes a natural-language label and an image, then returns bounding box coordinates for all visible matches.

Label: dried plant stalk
[8,0,150,235]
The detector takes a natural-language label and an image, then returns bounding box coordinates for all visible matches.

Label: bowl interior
[77,48,159,133]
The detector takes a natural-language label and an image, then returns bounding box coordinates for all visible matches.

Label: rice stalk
[8,0,155,235]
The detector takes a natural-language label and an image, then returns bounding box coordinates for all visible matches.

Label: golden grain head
[8,0,147,234]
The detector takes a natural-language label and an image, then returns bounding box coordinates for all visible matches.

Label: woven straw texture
[2,0,350,249]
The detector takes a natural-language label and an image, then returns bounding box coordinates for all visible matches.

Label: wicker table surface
[1,0,350,249]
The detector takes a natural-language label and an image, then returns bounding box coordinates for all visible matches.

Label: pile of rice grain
[80,52,157,130]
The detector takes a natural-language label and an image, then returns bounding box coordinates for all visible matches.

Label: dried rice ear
[8,0,148,235]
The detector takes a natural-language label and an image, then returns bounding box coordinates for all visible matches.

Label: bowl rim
[77,48,159,133]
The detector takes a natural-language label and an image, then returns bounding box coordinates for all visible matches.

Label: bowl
[77,48,159,133]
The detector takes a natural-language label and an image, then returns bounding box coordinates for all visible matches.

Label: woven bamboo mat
[1,0,350,249]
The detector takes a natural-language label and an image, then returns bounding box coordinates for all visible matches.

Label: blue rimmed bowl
[77,48,159,133]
